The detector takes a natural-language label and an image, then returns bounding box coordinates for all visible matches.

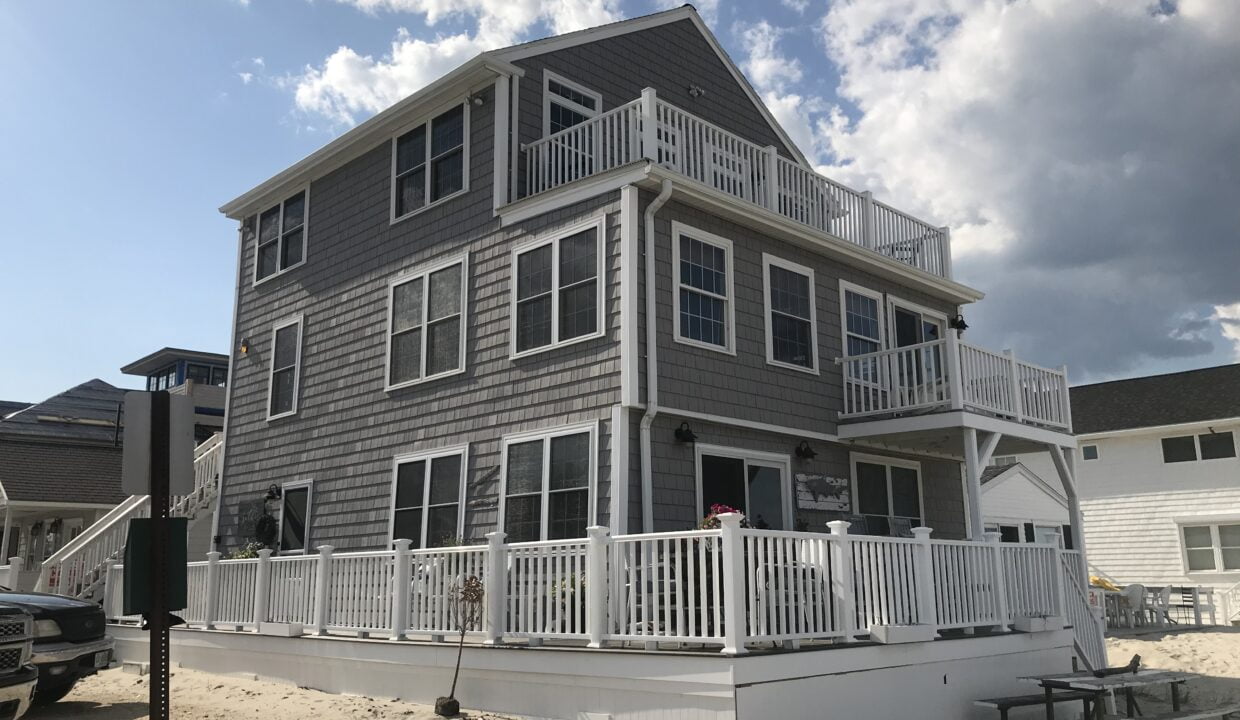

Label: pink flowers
[700,503,748,529]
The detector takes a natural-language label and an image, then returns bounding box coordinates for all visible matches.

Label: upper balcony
[519,88,953,280]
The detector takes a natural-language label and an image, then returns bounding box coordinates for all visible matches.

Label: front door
[699,452,789,530]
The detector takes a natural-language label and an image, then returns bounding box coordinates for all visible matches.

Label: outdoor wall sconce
[949,314,969,336]
[239,337,249,356]
[674,422,698,444]
[795,440,817,460]
[264,484,282,501]
[688,84,706,98]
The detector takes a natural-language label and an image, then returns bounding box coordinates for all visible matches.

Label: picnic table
[1020,669,1198,719]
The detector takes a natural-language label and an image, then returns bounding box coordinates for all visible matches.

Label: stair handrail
[35,494,150,592]
[1222,578,1240,624]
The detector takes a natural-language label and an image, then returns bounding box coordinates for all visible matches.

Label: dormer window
[392,103,468,221]
[543,71,601,135]
[254,190,308,283]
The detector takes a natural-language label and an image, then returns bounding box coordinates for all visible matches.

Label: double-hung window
[393,104,467,220]
[268,316,303,419]
[391,446,467,549]
[278,480,312,554]
[673,223,734,352]
[387,255,467,388]
[841,282,885,408]
[255,190,307,283]
[512,218,603,356]
[1182,523,1240,572]
[543,71,600,135]
[1162,431,1236,463]
[500,423,596,542]
[763,254,818,371]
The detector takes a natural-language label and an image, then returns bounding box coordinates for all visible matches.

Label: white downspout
[639,178,674,533]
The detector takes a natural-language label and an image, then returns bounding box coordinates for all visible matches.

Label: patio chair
[1119,583,1147,628]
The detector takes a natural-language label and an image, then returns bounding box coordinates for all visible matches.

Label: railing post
[312,545,334,636]
[718,512,748,655]
[389,539,412,641]
[985,532,1010,630]
[586,526,610,648]
[640,88,658,163]
[763,145,779,211]
[1059,364,1073,432]
[945,329,965,411]
[1193,587,1203,626]
[483,531,507,646]
[861,190,876,249]
[1050,533,1066,620]
[253,549,272,630]
[1004,349,1024,422]
[911,527,936,631]
[939,226,953,279]
[204,551,221,629]
[827,520,857,641]
[6,558,22,593]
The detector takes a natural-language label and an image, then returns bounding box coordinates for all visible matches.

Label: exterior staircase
[1224,580,1240,626]
[34,433,223,600]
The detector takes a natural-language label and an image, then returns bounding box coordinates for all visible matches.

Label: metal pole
[149,391,170,720]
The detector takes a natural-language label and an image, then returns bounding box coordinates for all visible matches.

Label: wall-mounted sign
[795,474,850,512]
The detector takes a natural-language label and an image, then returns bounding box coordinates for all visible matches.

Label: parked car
[0,604,38,719]
[0,591,112,706]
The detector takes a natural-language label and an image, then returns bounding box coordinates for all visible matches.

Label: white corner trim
[620,185,640,408]
[611,405,629,535]
[492,76,511,213]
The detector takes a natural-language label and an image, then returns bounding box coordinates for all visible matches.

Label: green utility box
[122,517,188,615]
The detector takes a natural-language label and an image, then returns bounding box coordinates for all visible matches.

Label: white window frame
[542,70,602,137]
[849,452,926,527]
[1178,519,1240,574]
[509,215,606,359]
[839,280,886,357]
[266,314,304,421]
[885,295,948,348]
[384,253,469,390]
[672,222,736,355]
[390,99,471,225]
[694,444,793,530]
[497,420,599,542]
[1081,444,1100,461]
[762,253,819,374]
[253,186,310,286]
[388,444,469,548]
[277,479,314,556]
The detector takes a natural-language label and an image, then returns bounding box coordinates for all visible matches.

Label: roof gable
[0,438,125,505]
[981,463,1067,509]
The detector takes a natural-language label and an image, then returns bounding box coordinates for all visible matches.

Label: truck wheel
[33,681,76,706]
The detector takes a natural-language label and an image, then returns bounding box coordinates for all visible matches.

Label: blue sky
[1,0,1237,402]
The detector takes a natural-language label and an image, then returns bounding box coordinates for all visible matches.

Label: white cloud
[735,21,824,158]
[781,0,809,13]
[1216,303,1240,361]
[252,57,265,68]
[811,0,1240,377]
[238,72,254,85]
[292,0,622,126]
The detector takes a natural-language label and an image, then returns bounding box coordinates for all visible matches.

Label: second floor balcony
[520,88,952,279]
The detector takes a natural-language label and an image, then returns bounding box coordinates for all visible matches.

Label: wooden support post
[828,520,857,641]
[312,545,334,636]
[985,531,1011,630]
[585,526,609,648]
[963,428,985,540]
[390,539,412,641]
[640,88,658,163]
[718,513,748,656]
[204,551,221,629]
[483,531,506,646]
[252,549,272,630]
[911,527,937,631]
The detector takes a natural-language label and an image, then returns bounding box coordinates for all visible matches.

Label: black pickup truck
[0,592,112,706]
[0,604,37,719]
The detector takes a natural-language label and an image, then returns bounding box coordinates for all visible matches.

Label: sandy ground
[25,666,509,720]
[1107,627,1240,714]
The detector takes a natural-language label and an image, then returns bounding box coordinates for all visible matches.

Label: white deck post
[945,330,965,411]
[1059,364,1073,432]
[861,190,876,249]
[204,551,221,629]
[985,532,1010,630]
[390,539,412,640]
[718,513,748,655]
[963,428,984,540]
[763,146,779,211]
[253,549,272,630]
[1050,530,1066,619]
[1004,349,1023,422]
[640,88,658,163]
[313,545,334,636]
[827,520,857,641]
[586,526,609,648]
[939,226,953,279]
[483,531,507,645]
[911,527,936,630]
[1193,587,1203,626]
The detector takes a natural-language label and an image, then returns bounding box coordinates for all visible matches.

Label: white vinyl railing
[104,516,1092,655]
[1059,553,1107,671]
[520,88,951,279]
[1223,580,1240,626]
[839,334,1072,431]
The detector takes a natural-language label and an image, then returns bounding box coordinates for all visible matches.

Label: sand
[25,666,510,720]
[1107,628,1240,713]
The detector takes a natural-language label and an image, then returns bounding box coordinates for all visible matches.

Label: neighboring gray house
[210,6,1081,557]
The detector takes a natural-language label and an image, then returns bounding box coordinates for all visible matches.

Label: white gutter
[639,179,674,533]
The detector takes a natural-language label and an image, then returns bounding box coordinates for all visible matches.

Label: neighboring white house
[1018,364,1240,615]
[981,459,1071,547]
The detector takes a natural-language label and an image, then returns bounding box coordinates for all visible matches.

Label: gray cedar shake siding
[218,87,623,552]
[217,16,972,552]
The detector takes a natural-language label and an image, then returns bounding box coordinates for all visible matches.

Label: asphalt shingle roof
[0,402,30,419]
[0,379,126,444]
[1071,363,1240,434]
[0,438,124,505]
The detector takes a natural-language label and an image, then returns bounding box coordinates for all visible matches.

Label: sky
[1,0,1238,403]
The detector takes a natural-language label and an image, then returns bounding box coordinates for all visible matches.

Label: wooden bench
[975,690,1098,720]
[1102,704,1240,720]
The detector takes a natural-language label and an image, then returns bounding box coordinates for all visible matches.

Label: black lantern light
[674,422,698,444]
[264,484,282,501]
[795,440,818,460]
[948,314,969,336]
